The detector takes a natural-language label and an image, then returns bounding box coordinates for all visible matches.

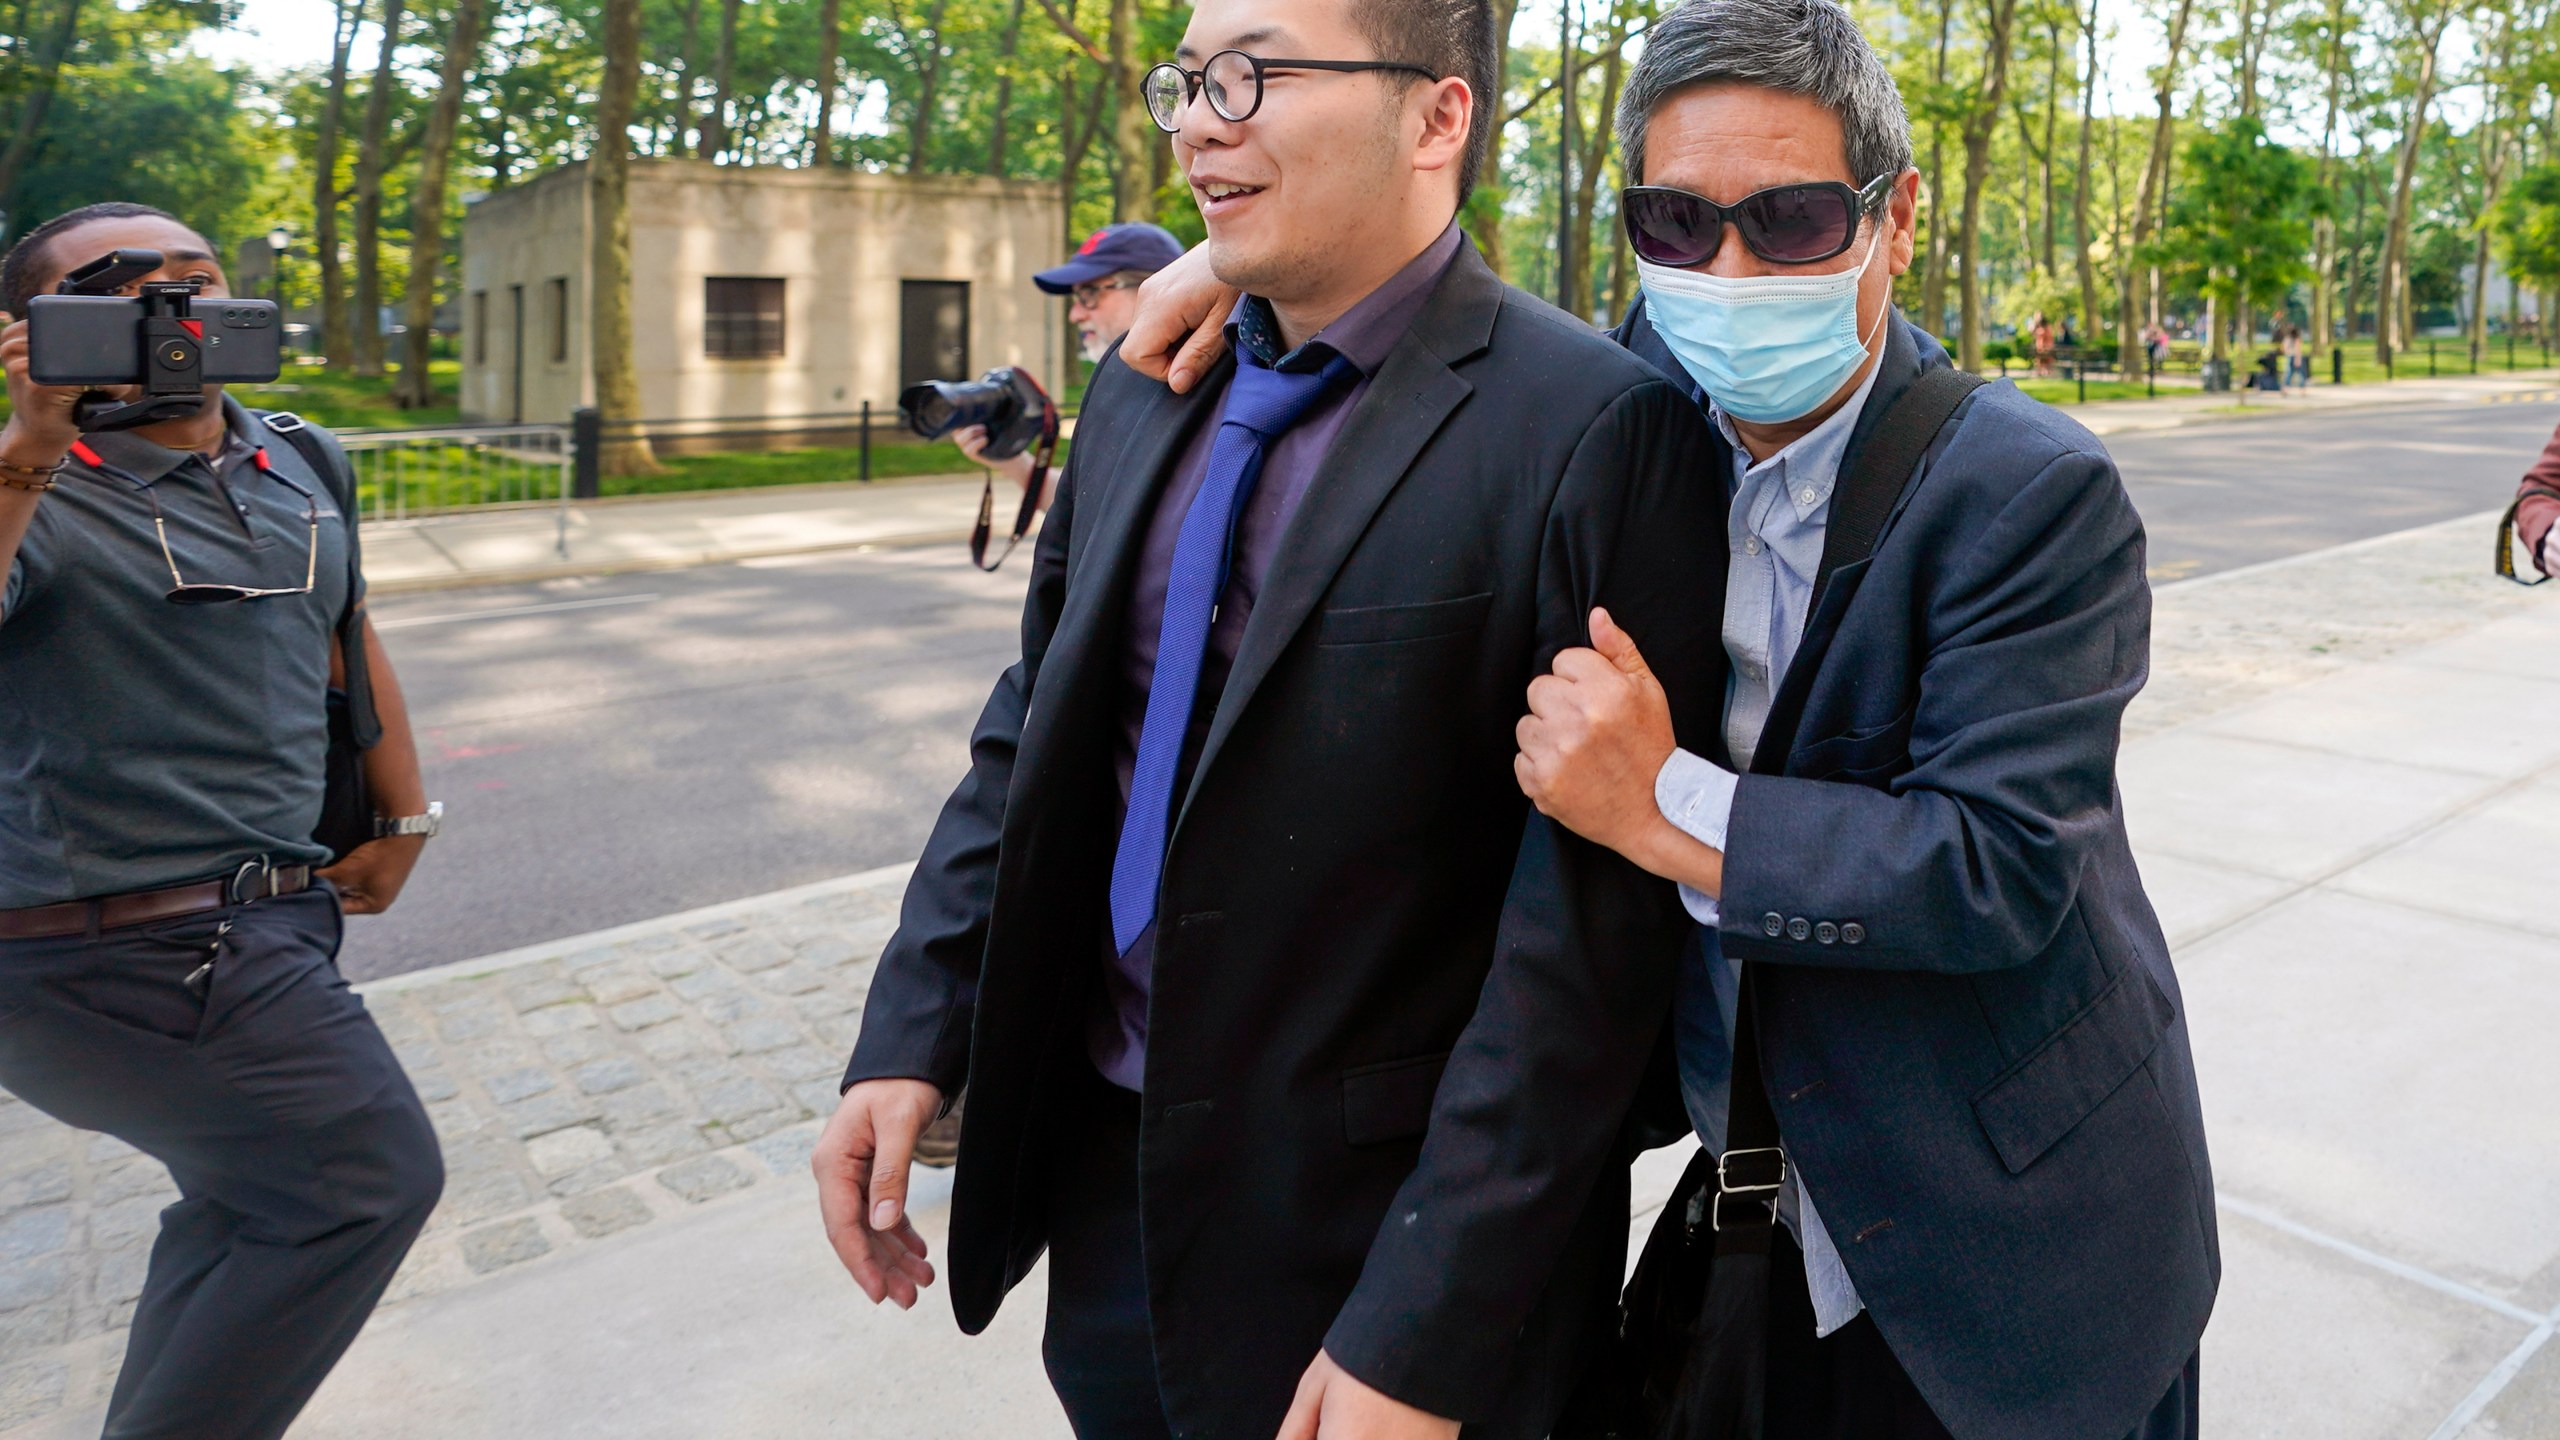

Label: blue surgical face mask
[1636,224,1889,424]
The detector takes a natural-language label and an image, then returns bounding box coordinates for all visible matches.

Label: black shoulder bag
[259,411,382,862]
[1565,364,1984,1440]
[2496,482,2560,586]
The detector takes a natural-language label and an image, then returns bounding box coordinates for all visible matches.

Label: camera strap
[971,427,1057,572]
[2497,482,2560,586]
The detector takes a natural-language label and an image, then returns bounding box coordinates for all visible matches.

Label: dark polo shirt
[1090,222,1466,1089]
[0,397,355,908]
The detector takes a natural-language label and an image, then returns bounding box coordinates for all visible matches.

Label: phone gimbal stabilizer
[29,249,283,433]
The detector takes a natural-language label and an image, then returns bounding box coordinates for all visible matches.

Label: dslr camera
[898,366,1057,459]
[26,248,283,432]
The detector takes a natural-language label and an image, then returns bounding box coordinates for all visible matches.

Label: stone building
[458,158,1064,429]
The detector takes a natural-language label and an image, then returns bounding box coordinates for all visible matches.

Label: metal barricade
[334,423,574,558]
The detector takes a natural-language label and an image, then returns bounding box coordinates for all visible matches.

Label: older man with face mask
[1131,3,2213,1436]
[814,0,1731,1436]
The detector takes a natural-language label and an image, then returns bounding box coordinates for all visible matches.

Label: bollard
[2332,347,2343,386]
[2077,365,2086,403]
[2147,356,2156,398]
[859,400,872,483]
[2430,341,2437,377]
[2510,332,2517,370]
[571,407,601,499]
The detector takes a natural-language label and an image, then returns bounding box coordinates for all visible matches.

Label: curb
[365,529,979,596]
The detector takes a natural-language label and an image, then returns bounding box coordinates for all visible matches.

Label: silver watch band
[375,801,444,839]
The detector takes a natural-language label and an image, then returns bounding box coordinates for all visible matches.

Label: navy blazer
[1617,304,2218,1440]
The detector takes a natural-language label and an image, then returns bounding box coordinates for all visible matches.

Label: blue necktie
[1108,350,1354,956]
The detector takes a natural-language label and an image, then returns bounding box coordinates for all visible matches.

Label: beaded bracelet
[0,455,64,492]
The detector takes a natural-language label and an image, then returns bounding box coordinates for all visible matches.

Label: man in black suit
[1512,2,2215,1436]
[811,0,1727,1435]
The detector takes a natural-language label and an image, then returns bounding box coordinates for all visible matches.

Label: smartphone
[25,295,284,386]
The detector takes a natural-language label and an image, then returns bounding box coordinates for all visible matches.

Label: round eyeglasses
[1144,50,1438,133]
[1621,174,1898,268]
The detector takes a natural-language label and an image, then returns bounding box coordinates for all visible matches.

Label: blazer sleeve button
[1786,917,1811,941]
[1841,922,1866,945]
[1814,922,1839,945]
[1762,912,1786,937]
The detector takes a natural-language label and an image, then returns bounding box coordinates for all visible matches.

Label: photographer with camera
[949,222,1185,518]
[0,202,444,1440]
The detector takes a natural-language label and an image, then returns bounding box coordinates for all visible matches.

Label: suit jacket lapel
[1041,359,1230,686]
[1179,247,1504,814]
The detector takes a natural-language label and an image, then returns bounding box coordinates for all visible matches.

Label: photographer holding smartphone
[0,202,445,1440]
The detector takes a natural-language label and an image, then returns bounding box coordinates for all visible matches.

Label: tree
[2151,116,2315,364]
[2117,0,2196,378]
[394,0,488,409]
[310,0,362,366]
[0,0,84,229]
[2375,0,2456,365]
[350,0,412,376]
[591,0,659,474]
[2493,157,2560,294]
[1954,0,2021,371]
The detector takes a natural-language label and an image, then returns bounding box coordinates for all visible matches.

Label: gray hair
[1617,0,1913,188]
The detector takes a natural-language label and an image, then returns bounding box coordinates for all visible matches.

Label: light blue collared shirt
[1657,358,1883,1338]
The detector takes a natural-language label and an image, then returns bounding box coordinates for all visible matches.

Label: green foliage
[2492,161,2560,291]
[2150,117,2315,322]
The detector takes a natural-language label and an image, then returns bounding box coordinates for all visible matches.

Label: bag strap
[1710,362,1984,1260]
[259,411,383,750]
[2496,482,2560,587]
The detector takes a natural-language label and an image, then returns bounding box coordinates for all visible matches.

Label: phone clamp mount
[58,248,212,433]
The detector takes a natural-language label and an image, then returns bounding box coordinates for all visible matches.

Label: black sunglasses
[1622,174,1897,268]
[76,441,322,605]
[1145,50,1438,132]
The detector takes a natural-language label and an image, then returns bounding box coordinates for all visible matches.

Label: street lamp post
[267,227,291,354]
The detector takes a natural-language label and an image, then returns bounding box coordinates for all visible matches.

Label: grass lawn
[623,438,1068,496]
[2010,376,2175,405]
[0,358,467,431]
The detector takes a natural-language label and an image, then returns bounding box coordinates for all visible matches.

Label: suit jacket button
[1786,917,1811,941]
[1762,912,1785,937]
[1841,922,1866,945]
[1815,922,1839,945]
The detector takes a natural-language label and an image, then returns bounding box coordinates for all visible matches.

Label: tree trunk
[1956,0,2020,372]
[1106,0,1150,219]
[1471,0,1524,278]
[2072,0,2100,337]
[2117,0,2194,378]
[1555,0,1579,313]
[0,0,84,226]
[313,0,362,368]
[2378,0,2454,366]
[2039,18,2058,276]
[986,0,1024,175]
[670,0,703,153]
[699,0,740,161]
[2307,0,2345,346]
[393,0,485,409]
[1919,0,1956,335]
[1576,9,1625,323]
[813,0,840,166]
[903,0,950,173]
[592,0,659,474]
[351,0,408,377]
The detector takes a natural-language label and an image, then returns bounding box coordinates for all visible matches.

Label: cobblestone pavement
[0,505,2544,1435]
[0,869,907,1432]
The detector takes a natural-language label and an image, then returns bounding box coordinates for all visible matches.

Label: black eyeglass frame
[1144,51,1440,132]
[1620,173,1900,268]
[1068,277,1147,307]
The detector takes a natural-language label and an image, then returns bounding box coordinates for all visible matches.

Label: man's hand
[814,1078,942,1308]
[1119,246,1238,394]
[2542,522,2559,579]
[1275,1351,1459,1440]
[0,311,87,467]
[953,424,1038,491]
[1515,606,1681,855]
[319,835,426,914]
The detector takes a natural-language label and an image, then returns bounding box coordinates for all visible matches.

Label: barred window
[704,276,785,359]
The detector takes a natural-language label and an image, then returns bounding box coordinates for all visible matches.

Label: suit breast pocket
[1314,591,1494,647]
[1788,702,1916,784]
[1341,1051,1451,1145]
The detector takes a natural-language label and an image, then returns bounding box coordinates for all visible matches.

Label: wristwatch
[375,801,444,839]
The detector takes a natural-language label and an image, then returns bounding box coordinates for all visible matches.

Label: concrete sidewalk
[362,366,2560,596]
[3,510,2556,1439]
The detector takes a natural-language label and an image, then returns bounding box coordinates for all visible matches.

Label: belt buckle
[228,857,277,906]
[1711,1145,1786,1233]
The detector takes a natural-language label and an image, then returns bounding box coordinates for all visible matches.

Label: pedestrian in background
[2031,312,2057,376]
[2282,324,2308,392]
[951,222,1187,521]
[0,203,446,1440]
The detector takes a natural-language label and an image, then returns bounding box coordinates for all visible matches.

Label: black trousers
[1040,1063,1175,1440]
[0,885,444,1440]
[1763,1227,2200,1440]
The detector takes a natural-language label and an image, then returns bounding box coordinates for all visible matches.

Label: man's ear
[1409,76,1474,178]
[1887,168,1921,277]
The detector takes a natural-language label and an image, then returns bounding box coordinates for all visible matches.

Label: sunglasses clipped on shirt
[1621,173,1899,268]
[70,440,321,606]
[1144,49,1438,132]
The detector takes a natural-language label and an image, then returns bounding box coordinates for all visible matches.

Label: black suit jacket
[847,245,1730,1435]
[1618,303,2218,1440]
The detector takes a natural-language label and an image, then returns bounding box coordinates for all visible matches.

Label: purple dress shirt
[1090,221,1466,1089]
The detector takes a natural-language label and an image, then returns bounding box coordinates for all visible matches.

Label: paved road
[343,394,2560,979]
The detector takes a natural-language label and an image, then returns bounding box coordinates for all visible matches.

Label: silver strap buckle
[1710,1146,1787,1232]
[227,857,280,905]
